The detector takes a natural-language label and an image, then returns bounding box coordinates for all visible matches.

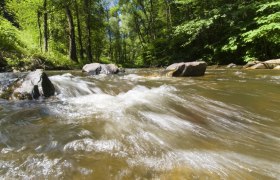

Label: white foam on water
[127,150,280,178]
[0,155,73,179]
[140,112,205,136]
[121,74,142,81]
[63,138,122,153]
[124,130,168,156]
[45,141,58,151]
[78,167,93,175]
[78,129,92,137]
[50,85,177,120]
[1,147,14,154]
[50,74,103,99]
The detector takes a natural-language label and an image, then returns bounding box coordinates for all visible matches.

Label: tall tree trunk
[165,0,172,33]
[133,13,145,47]
[106,9,113,60]
[74,0,84,60]
[37,10,42,52]
[84,0,92,62]
[123,34,127,63]
[43,0,48,52]
[150,0,156,40]
[137,1,150,43]
[65,6,78,62]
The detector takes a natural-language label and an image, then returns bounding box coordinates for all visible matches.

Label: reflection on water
[0,68,280,179]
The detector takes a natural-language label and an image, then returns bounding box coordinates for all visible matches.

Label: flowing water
[0,68,280,179]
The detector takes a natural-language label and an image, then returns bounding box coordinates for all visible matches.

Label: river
[0,68,280,179]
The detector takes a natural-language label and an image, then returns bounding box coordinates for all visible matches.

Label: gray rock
[107,64,119,73]
[226,63,237,68]
[247,59,280,69]
[165,61,207,77]
[82,63,119,75]
[12,69,55,100]
[82,63,101,75]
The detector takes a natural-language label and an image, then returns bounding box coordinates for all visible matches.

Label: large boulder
[165,61,207,77]
[82,63,119,75]
[246,59,280,69]
[10,69,55,100]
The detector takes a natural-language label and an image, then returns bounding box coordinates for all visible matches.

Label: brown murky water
[0,68,280,179]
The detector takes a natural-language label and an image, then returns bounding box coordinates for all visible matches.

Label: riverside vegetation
[0,0,280,71]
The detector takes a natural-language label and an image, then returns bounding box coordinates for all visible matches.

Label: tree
[84,0,93,62]
[241,1,280,61]
[74,0,84,60]
[65,5,78,62]
[43,0,48,52]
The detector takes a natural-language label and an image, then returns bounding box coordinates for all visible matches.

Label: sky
[107,0,118,8]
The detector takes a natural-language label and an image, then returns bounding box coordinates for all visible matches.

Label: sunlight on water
[0,68,280,179]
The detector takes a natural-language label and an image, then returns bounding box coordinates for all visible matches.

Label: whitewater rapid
[1,69,280,179]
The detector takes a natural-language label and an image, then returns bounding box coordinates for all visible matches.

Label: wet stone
[0,69,55,100]
[164,61,207,77]
[82,63,120,75]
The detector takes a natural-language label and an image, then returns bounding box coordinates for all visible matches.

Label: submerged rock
[164,61,207,77]
[82,63,119,75]
[246,59,280,69]
[226,63,237,68]
[0,69,55,100]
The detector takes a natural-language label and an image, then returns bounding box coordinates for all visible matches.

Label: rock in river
[243,61,261,69]
[165,61,207,77]
[226,63,237,68]
[82,63,119,75]
[246,59,280,69]
[1,69,55,100]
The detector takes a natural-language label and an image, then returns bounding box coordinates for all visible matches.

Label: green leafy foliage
[241,1,280,60]
[0,16,21,51]
[0,0,279,69]
[174,18,214,46]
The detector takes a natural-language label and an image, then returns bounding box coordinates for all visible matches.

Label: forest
[0,0,279,70]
